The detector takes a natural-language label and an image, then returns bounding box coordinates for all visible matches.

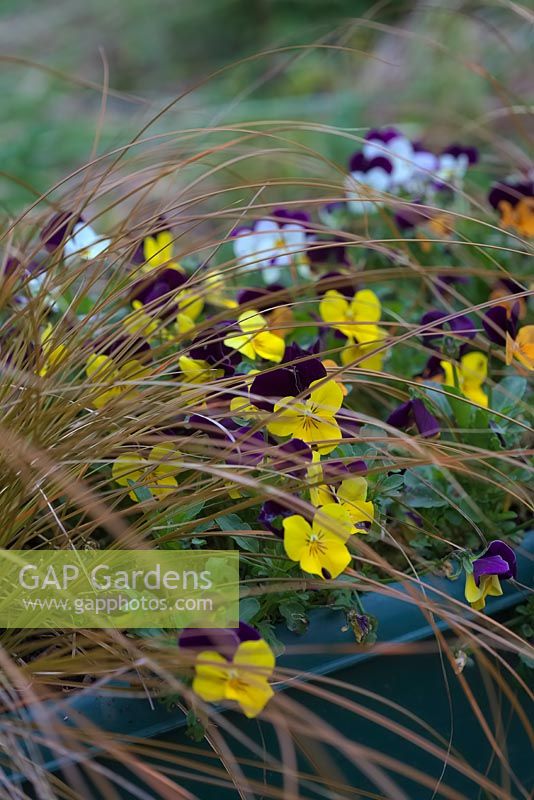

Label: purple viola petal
[230,427,265,466]
[488,180,533,211]
[421,310,448,341]
[41,212,81,253]
[483,540,517,579]
[273,438,313,477]
[442,144,479,165]
[250,367,299,412]
[419,356,445,381]
[338,409,363,440]
[482,305,511,345]
[308,238,350,267]
[322,458,367,482]
[190,323,240,375]
[450,315,476,339]
[178,623,260,657]
[412,398,440,438]
[259,500,292,537]
[387,400,413,430]
[272,207,311,226]
[130,267,187,309]
[365,127,401,144]
[473,555,511,586]
[91,333,151,361]
[348,151,394,174]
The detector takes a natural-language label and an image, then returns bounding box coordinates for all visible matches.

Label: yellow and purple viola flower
[440,351,489,408]
[232,209,312,284]
[488,178,534,237]
[387,398,440,438]
[112,443,181,501]
[223,310,285,363]
[141,230,184,274]
[85,336,151,409]
[483,304,534,371]
[249,342,326,412]
[464,540,517,611]
[267,379,343,454]
[179,624,275,718]
[282,503,355,579]
[420,310,476,344]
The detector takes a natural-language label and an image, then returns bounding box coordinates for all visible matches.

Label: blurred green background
[0,0,530,211]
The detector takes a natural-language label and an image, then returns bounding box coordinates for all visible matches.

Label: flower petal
[283,515,313,562]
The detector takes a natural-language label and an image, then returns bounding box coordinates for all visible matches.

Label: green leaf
[239,597,260,622]
[216,514,251,532]
[491,377,528,415]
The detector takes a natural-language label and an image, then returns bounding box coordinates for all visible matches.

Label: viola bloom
[483,305,534,371]
[435,144,478,188]
[85,352,151,409]
[283,503,355,579]
[362,127,416,187]
[420,310,476,343]
[179,355,224,384]
[223,310,285,363]
[112,443,181,501]
[488,179,534,237]
[249,343,326,411]
[309,455,374,528]
[191,638,275,718]
[41,212,110,259]
[174,289,204,336]
[142,230,184,273]
[440,351,489,408]
[322,359,348,396]
[345,152,393,214]
[464,540,517,611]
[319,289,382,340]
[232,210,311,284]
[122,301,159,338]
[387,398,440,438]
[339,329,388,371]
[267,379,343,454]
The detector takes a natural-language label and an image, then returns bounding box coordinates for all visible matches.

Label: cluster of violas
[10,129,529,720]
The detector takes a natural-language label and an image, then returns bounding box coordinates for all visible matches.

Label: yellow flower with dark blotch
[122,301,159,338]
[267,379,343,454]
[39,323,68,376]
[173,290,204,336]
[282,503,355,578]
[440,351,488,407]
[193,639,275,718]
[319,288,381,340]
[179,355,224,384]
[308,454,374,528]
[112,443,181,501]
[224,310,285,363]
[85,353,151,409]
[142,231,184,273]
[229,370,260,415]
[506,325,534,371]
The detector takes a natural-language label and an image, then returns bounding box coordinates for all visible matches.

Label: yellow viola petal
[193,651,229,702]
[283,515,313,562]
[337,476,368,503]
[176,313,196,335]
[341,499,374,528]
[253,331,285,363]
[464,573,483,604]
[156,230,174,264]
[315,537,352,579]
[267,399,303,438]
[460,351,487,386]
[86,353,116,381]
[233,639,275,674]
[483,574,503,599]
[112,453,146,487]
[143,235,158,265]
[178,292,204,321]
[515,325,534,370]
[223,333,256,360]
[225,678,274,718]
[152,474,179,499]
[238,310,267,333]
[150,443,181,477]
[313,503,354,542]
[351,289,381,323]
[299,548,329,578]
[309,379,344,416]
[319,290,349,327]
[310,417,342,455]
[440,360,457,388]
[463,383,489,407]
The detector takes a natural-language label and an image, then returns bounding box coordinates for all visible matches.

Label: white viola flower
[63,221,111,260]
[404,145,439,193]
[345,152,393,214]
[435,145,479,188]
[362,127,415,188]
[232,211,311,283]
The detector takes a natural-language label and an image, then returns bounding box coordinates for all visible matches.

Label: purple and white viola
[232,208,312,284]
